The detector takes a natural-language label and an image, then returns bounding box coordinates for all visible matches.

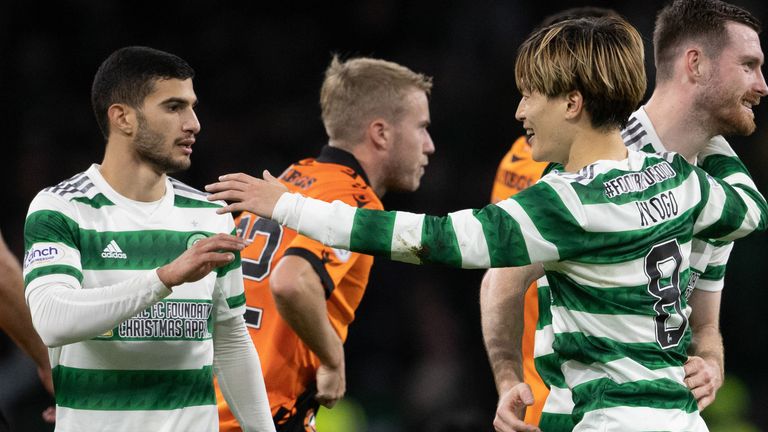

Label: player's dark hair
[91,46,195,139]
[654,0,761,81]
[538,6,620,29]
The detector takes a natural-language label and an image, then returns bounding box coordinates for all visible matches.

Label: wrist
[155,266,176,291]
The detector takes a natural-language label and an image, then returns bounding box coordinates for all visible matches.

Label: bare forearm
[274,284,342,368]
[481,266,540,393]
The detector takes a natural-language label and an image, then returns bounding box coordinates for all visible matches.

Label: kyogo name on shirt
[603,161,677,198]
[635,190,679,227]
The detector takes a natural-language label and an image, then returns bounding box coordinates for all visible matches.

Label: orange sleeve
[490,136,547,204]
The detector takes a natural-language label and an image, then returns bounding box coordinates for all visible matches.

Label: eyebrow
[160,97,198,107]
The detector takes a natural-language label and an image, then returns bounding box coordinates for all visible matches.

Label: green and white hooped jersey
[536,108,735,431]
[23,164,246,432]
[272,140,766,430]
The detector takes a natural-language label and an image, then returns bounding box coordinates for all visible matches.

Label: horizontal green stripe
[78,230,215,270]
[474,206,530,267]
[698,154,751,181]
[25,264,83,287]
[546,270,690,316]
[700,263,726,281]
[538,412,574,432]
[556,208,696,265]
[72,193,114,209]
[537,284,552,329]
[571,378,697,424]
[553,332,689,371]
[350,208,396,259]
[419,215,462,266]
[571,158,692,206]
[534,353,565,388]
[53,364,215,410]
[25,210,80,250]
[226,292,246,309]
[174,195,221,209]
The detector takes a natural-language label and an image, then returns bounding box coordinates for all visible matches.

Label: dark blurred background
[1,1,767,431]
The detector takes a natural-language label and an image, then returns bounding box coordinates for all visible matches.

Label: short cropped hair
[515,16,646,130]
[654,0,761,82]
[91,46,195,139]
[320,55,433,145]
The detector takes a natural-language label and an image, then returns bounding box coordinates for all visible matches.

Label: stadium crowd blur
[1,1,767,430]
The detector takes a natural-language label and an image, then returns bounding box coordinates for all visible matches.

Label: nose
[423,131,435,155]
[184,108,201,135]
[515,98,526,122]
[754,68,768,97]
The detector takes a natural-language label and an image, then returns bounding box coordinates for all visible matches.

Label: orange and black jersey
[217,146,383,431]
[490,136,548,204]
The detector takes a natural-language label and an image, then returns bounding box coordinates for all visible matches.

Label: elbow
[270,273,303,307]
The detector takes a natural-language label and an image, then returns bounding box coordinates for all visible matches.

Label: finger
[263,170,280,184]
[519,385,535,406]
[199,252,237,267]
[316,394,338,409]
[698,394,715,411]
[216,202,245,215]
[194,235,245,251]
[205,181,247,195]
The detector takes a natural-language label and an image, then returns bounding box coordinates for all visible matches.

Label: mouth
[524,127,535,141]
[177,137,195,155]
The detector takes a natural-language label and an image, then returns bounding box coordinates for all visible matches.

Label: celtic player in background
[23,46,274,431]
[207,16,767,431]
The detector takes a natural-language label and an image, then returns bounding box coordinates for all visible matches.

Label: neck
[644,84,715,163]
[564,127,627,172]
[99,138,167,202]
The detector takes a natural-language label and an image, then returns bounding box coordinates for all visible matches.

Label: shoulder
[169,177,223,209]
[282,159,383,210]
[29,170,101,217]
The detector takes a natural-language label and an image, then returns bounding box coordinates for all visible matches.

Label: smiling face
[384,89,435,192]
[132,78,200,174]
[696,22,768,136]
[515,91,571,164]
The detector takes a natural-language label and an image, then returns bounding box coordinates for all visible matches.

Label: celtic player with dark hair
[207,16,767,431]
[23,46,274,431]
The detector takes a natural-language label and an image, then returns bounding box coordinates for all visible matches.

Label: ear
[684,47,707,82]
[563,90,584,120]
[107,103,137,136]
[366,118,391,150]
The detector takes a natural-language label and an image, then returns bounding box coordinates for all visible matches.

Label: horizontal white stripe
[724,171,757,189]
[533,325,554,358]
[574,406,706,432]
[580,173,701,233]
[58,339,214,370]
[56,405,217,432]
[546,244,691,289]
[541,385,574,415]
[562,357,684,389]
[693,278,723,292]
[494,199,559,262]
[448,209,490,268]
[295,197,355,249]
[551,306,657,344]
[391,212,424,264]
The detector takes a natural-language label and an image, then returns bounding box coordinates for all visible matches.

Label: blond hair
[320,55,433,145]
[515,16,646,130]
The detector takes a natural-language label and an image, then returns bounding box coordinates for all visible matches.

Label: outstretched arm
[206,172,559,269]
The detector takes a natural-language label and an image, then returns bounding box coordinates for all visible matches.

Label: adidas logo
[101,240,128,259]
